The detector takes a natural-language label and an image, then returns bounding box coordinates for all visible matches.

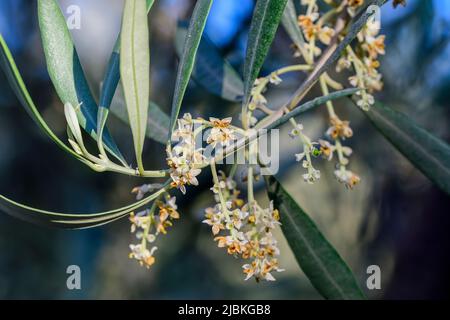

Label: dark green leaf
[265,176,366,300]
[175,22,243,102]
[37,0,125,164]
[169,0,213,137]
[243,0,288,109]
[363,101,450,195]
[99,41,120,109]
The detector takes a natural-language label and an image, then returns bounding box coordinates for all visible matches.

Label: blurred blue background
[0,0,449,299]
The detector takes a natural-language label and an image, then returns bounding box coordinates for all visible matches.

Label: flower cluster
[203,171,284,282]
[293,0,391,188]
[289,122,321,184]
[298,0,335,49]
[206,117,236,147]
[128,193,180,268]
[167,113,205,194]
[125,0,404,280]
[338,2,386,110]
[319,116,360,189]
[246,73,285,128]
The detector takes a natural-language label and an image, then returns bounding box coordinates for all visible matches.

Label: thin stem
[228,161,238,180]
[141,199,159,248]
[319,74,346,170]
[210,160,230,219]
[247,165,254,208]
[320,74,337,118]
[274,64,313,75]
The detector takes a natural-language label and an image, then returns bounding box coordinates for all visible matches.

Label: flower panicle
[128,194,180,269]
[204,171,284,282]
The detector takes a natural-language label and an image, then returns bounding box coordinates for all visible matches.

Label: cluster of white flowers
[334,169,361,189]
[203,172,284,282]
[245,73,285,128]
[336,2,386,110]
[129,243,158,268]
[321,116,360,188]
[289,123,321,184]
[326,116,354,141]
[125,0,405,278]
[167,113,205,194]
[129,194,180,268]
[206,117,236,147]
[249,79,269,113]
[290,0,394,190]
[298,0,335,54]
[128,209,157,268]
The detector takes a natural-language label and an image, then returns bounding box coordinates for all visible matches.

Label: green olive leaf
[242,0,288,111]
[265,176,366,300]
[175,21,244,102]
[120,0,150,173]
[37,0,125,164]
[0,33,99,169]
[363,101,450,195]
[99,0,155,109]
[169,0,213,137]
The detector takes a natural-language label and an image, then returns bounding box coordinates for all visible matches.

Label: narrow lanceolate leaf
[99,40,121,109]
[363,102,450,195]
[265,176,366,300]
[37,0,125,164]
[98,0,155,161]
[120,0,150,172]
[99,0,155,109]
[0,33,95,167]
[169,0,213,137]
[281,0,305,50]
[175,22,243,102]
[0,182,168,229]
[243,0,288,109]
[111,99,170,145]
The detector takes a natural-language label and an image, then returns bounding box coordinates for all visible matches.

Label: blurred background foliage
[0,0,449,299]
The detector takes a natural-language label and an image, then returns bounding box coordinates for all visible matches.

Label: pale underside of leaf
[120,0,150,170]
[37,0,125,163]
[99,0,155,109]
